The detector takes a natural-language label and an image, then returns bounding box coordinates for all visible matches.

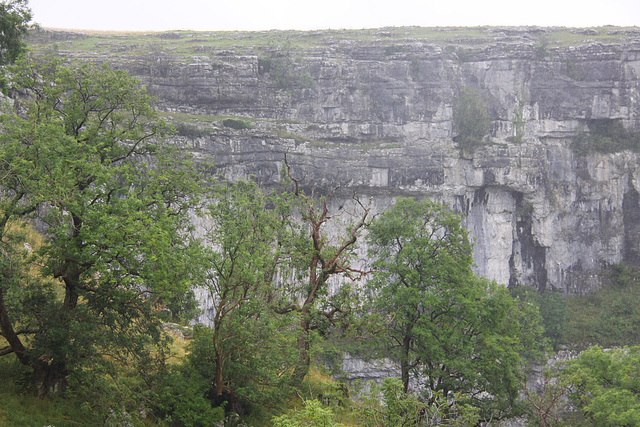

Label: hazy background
[29,0,640,32]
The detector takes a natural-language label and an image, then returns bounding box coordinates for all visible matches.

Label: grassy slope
[0,355,97,426]
[27,25,638,60]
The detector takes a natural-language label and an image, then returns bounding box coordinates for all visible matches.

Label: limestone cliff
[27,26,640,293]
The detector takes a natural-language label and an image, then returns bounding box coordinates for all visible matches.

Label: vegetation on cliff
[0,53,543,421]
[366,198,545,421]
[3,4,640,425]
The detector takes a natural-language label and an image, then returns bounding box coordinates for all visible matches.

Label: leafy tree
[453,87,491,151]
[276,155,373,382]
[354,378,479,427]
[562,346,640,426]
[150,364,225,426]
[366,197,543,421]
[272,399,345,427]
[0,56,201,396]
[540,289,568,351]
[511,285,566,351]
[0,0,31,65]
[186,179,298,414]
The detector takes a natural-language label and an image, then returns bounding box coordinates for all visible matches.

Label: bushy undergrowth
[453,87,491,152]
[222,118,253,130]
[174,122,213,138]
[515,264,640,350]
[0,356,100,426]
[572,119,640,154]
[565,264,640,347]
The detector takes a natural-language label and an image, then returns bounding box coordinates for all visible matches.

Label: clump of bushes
[565,264,640,347]
[258,42,315,90]
[511,264,640,350]
[453,87,491,152]
[222,118,253,130]
[174,122,211,138]
[572,119,640,154]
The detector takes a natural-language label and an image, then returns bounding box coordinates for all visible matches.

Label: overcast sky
[29,0,640,32]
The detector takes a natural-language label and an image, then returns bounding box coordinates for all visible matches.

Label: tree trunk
[0,288,29,365]
[401,335,411,393]
[1,277,69,397]
[292,311,311,382]
[214,348,224,396]
[32,360,68,398]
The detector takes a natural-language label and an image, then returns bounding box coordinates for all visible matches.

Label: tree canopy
[453,87,491,151]
[186,179,298,413]
[0,56,201,396]
[366,197,544,421]
[562,346,640,426]
[0,0,31,65]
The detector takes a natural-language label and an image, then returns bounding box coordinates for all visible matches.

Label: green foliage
[0,356,101,426]
[222,118,253,130]
[366,197,544,421]
[174,121,212,137]
[507,98,526,143]
[511,286,566,351]
[150,365,225,426]
[534,36,551,60]
[272,399,345,427]
[540,289,568,351]
[561,346,640,426]
[260,42,314,90]
[384,45,406,56]
[0,0,31,65]
[0,56,202,396]
[184,180,298,415]
[354,378,480,426]
[571,119,640,154]
[565,264,640,347]
[453,87,491,152]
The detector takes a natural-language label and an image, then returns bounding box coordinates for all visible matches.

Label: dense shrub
[453,87,491,151]
[540,289,568,350]
[150,366,225,426]
[174,122,211,138]
[222,118,253,130]
[259,43,314,90]
[572,119,640,154]
[566,264,640,347]
[561,346,640,426]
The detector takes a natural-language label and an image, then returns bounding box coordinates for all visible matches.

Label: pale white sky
[29,0,640,32]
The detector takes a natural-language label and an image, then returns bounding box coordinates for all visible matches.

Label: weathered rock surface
[28,27,640,293]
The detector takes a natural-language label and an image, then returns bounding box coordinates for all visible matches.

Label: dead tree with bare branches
[275,154,373,381]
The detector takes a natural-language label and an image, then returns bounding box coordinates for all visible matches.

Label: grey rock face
[30,28,640,293]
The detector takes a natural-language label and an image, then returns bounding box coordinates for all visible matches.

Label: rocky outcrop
[27,27,640,293]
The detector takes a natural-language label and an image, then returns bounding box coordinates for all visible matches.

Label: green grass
[0,356,98,426]
[28,26,638,61]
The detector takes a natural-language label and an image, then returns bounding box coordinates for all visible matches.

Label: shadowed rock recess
[28,27,640,294]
